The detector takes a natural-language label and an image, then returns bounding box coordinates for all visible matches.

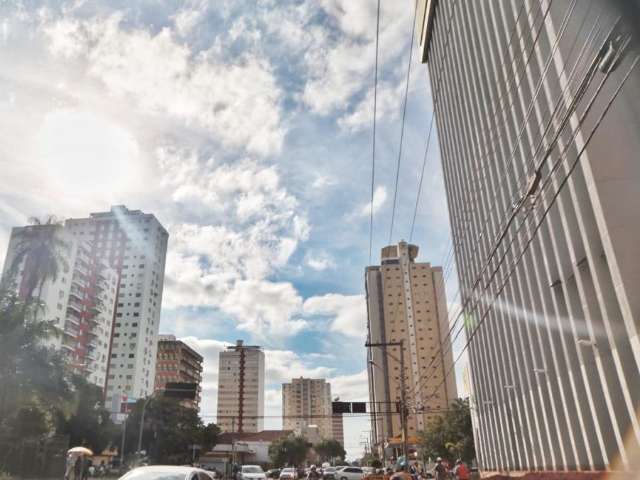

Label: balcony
[67,298,84,313]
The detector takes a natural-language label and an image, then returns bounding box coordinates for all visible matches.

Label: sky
[0,0,465,459]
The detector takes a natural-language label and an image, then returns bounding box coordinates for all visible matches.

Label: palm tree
[4,216,70,315]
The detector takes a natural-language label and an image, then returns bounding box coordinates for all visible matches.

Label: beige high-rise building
[332,414,344,446]
[366,241,457,451]
[282,377,334,441]
[217,340,265,433]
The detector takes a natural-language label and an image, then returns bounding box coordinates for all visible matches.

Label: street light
[366,340,408,469]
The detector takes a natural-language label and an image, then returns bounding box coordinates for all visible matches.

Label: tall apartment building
[332,414,344,446]
[65,205,168,402]
[282,377,333,441]
[365,242,457,453]
[1,224,118,388]
[154,334,204,410]
[217,340,265,433]
[417,0,640,473]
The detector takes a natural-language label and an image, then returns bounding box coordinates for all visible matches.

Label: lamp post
[365,340,407,469]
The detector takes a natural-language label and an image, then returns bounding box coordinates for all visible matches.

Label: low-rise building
[154,334,203,410]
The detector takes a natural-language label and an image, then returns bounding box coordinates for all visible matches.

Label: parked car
[280,468,297,480]
[266,469,281,479]
[239,466,267,480]
[118,466,212,480]
[336,467,364,480]
[322,467,338,480]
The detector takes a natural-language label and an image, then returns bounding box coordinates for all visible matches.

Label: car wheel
[341,477,348,480]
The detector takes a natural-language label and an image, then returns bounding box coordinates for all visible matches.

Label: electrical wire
[422,52,638,403]
[408,44,636,404]
[389,0,419,244]
[443,1,603,288]
[368,0,382,265]
[403,18,622,401]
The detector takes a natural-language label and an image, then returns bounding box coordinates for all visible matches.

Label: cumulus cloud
[305,250,336,271]
[303,293,366,338]
[43,14,285,156]
[301,0,413,121]
[156,146,312,339]
[357,185,387,217]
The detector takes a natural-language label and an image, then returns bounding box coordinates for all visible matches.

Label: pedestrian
[452,460,469,480]
[74,456,84,480]
[82,456,92,480]
[65,453,76,480]
[390,466,411,480]
[307,465,321,480]
[432,458,447,480]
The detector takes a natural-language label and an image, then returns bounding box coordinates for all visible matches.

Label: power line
[408,43,636,404]
[408,107,436,243]
[404,17,622,401]
[388,0,419,244]
[442,0,602,286]
[368,0,382,265]
[423,52,638,404]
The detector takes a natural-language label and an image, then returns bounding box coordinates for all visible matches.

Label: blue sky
[0,0,461,459]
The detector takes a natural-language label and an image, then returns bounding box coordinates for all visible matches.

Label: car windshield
[243,467,264,474]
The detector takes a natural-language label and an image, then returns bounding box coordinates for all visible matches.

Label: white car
[239,465,267,480]
[119,466,213,480]
[279,468,297,480]
[335,467,364,480]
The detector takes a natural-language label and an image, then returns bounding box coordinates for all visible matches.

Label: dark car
[267,470,281,479]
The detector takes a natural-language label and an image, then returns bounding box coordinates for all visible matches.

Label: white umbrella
[68,447,94,455]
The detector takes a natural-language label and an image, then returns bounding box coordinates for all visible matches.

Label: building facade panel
[417,0,640,472]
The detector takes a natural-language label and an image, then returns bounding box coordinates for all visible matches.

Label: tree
[199,423,221,453]
[418,398,475,463]
[4,217,69,308]
[0,290,72,425]
[123,396,210,464]
[58,375,118,453]
[314,439,346,462]
[269,436,311,467]
[359,453,380,467]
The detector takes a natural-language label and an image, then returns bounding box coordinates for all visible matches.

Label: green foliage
[0,290,73,430]
[269,435,310,467]
[58,375,119,454]
[123,396,217,464]
[418,398,475,463]
[359,453,379,467]
[4,217,69,303]
[314,439,346,462]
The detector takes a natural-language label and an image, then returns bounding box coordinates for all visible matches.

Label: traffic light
[332,401,352,414]
[164,382,198,399]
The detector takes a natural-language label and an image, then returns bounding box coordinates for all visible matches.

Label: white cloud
[338,80,405,132]
[155,146,311,339]
[265,349,335,384]
[358,185,387,217]
[305,251,336,271]
[301,0,413,120]
[303,293,366,338]
[221,280,307,339]
[43,15,285,156]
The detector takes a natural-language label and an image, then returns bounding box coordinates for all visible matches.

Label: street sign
[332,401,367,414]
[332,401,352,414]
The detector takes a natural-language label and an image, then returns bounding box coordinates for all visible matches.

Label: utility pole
[120,413,127,466]
[365,340,408,468]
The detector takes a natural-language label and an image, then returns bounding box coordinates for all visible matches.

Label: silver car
[119,466,213,480]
